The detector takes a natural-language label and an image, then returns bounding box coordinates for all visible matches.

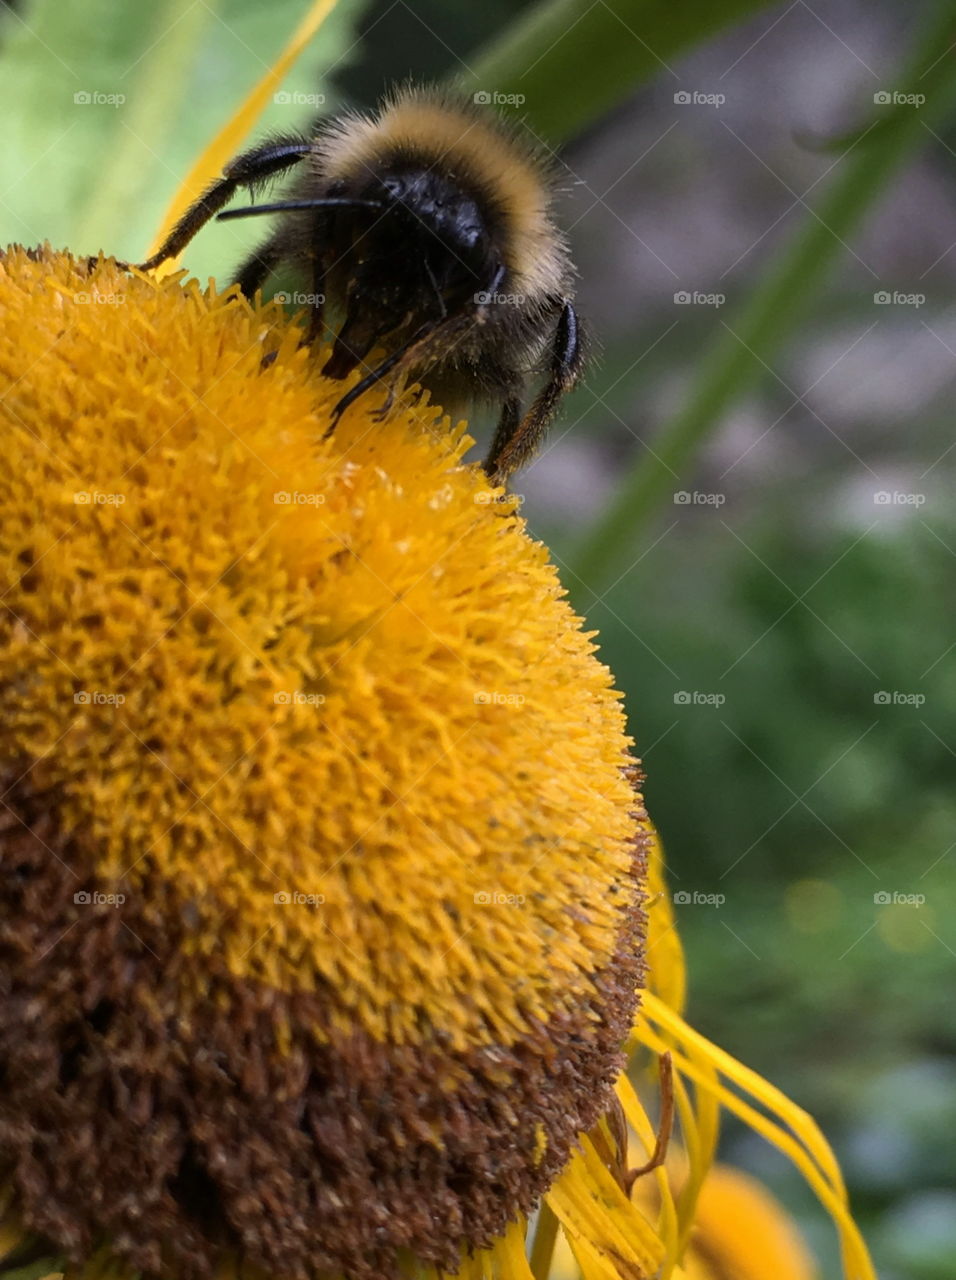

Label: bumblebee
[134,85,586,482]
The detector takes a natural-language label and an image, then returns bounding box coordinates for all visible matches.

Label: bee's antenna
[217,199,383,222]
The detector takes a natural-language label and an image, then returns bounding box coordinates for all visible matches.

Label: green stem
[569,0,956,596]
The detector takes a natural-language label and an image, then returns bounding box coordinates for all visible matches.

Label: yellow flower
[0,247,876,1280]
[0,246,645,1280]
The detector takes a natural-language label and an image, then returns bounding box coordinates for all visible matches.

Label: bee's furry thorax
[310,84,572,302]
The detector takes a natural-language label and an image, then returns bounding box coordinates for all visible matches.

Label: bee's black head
[377,168,487,258]
[321,164,500,380]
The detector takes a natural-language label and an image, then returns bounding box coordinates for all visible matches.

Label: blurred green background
[1,0,954,1276]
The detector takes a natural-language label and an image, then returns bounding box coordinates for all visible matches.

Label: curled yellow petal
[635,994,876,1280]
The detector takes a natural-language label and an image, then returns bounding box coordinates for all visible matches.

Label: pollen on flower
[0,249,648,1280]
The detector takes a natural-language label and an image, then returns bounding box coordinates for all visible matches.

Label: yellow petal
[635,994,876,1280]
[642,822,686,1015]
[546,1138,664,1279]
[686,1165,818,1280]
[614,1073,680,1276]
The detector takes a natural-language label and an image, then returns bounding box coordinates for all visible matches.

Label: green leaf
[0,0,369,262]
[569,0,956,595]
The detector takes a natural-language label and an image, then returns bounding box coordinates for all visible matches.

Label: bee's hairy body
[135,85,587,480]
